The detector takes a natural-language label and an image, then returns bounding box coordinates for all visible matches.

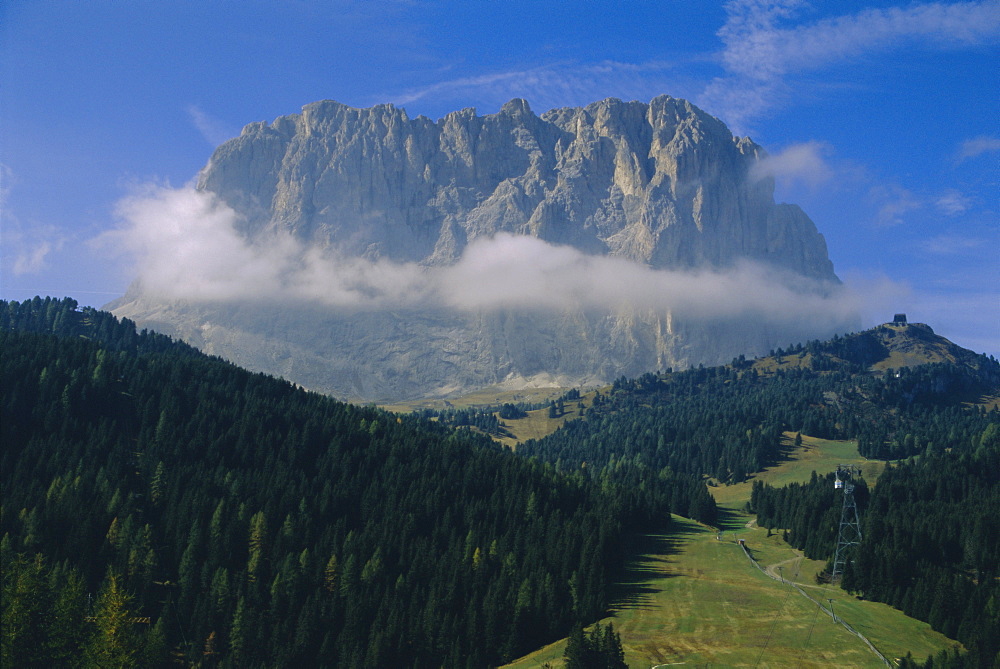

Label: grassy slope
[504,436,957,668]
[710,433,885,508]
[384,388,600,449]
[495,392,596,448]
[380,386,570,414]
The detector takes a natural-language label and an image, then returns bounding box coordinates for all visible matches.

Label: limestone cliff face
[114,96,846,402]
[198,96,835,278]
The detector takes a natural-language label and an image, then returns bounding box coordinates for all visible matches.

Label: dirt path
[764,551,803,581]
[739,544,891,666]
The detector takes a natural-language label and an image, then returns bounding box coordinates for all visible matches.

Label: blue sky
[2,0,998,356]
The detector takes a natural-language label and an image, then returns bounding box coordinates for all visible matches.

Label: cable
[754,590,792,668]
[802,599,822,648]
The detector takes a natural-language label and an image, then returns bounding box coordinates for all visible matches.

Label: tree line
[519,336,998,505]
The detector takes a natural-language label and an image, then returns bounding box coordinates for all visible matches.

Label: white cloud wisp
[958,135,1000,161]
[390,60,682,118]
[109,185,900,333]
[186,105,240,147]
[749,141,835,189]
[702,0,1000,130]
[0,164,66,276]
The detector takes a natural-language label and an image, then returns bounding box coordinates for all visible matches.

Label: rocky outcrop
[198,95,835,278]
[113,96,848,402]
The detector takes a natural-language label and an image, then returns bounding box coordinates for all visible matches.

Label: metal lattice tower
[831,465,863,582]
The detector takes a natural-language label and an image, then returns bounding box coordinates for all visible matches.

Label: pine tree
[229,596,248,665]
[247,511,267,585]
[323,554,339,593]
[601,621,628,669]
[563,622,588,669]
[47,566,87,667]
[149,461,166,506]
[86,571,140,669]
[1,555,52,668]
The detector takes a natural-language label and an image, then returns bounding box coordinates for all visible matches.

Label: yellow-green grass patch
[382,387,604,448]
[709,433,884,509]
[731,523,959,664]
[505,516,957,668]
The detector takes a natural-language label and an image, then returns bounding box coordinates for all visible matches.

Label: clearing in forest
[709,433,884,508]
[504,436,957,668]
[505,515,956,668]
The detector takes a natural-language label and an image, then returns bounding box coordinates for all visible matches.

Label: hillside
[498,321,999,667]
[426,318,997,450]
[505,515,959,668]
[0,298,669,667]
[505,319,997,456]
[4,302,997,667]
[746,318,992,377]
[749,445,1000,667]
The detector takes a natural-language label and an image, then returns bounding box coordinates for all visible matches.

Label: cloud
[390,61,680,116]
[919,234,985,255]
[702,0,1000,129]
[104,184,431,306]
[957,135,1000,161]
[0,165,66,276]
[0,163,12,210]
[869,184,921,226]
[443,234,877,331]
[934,189,973,216]
[861,184,975,227]
[384,2,998,134]
[722,1,1000,79]
[12,241,53,275]
[186,105,239,147]
[749,141,834,189]
[108,184,907,336]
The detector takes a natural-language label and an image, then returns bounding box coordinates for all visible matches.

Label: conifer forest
[2,297,999,667]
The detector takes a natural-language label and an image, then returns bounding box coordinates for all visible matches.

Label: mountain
[194,96,835,276]
[111,95,850,402]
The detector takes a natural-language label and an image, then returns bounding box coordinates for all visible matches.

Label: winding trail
[764,551,803,581]
[738,542,891,667]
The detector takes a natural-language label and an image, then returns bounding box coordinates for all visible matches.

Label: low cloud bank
[108,185,901,332]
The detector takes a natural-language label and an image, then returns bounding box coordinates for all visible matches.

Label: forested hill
[0,297,667,668]
[519,321,999,491]
[513,321,999,667]
[761,320,988,371]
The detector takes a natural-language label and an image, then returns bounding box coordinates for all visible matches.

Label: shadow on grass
[714,504,749,532]
[609,521,704,611]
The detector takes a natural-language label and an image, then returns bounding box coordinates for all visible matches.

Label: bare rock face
[199,96,834,277]
[113,96,846,402]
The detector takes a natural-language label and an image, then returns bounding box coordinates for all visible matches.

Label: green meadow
[709,433,884,508]
[505,436,957,668]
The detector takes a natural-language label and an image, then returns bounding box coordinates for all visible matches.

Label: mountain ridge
[112,94,853,402]
[430,318,998,413]
[197,95,836,278]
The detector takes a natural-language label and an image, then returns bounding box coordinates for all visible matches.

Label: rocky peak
[115,95,848,402]
[197,96,835,279]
